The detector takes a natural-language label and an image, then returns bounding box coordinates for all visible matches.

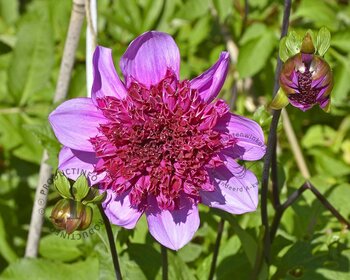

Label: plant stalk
[25,0,86,258]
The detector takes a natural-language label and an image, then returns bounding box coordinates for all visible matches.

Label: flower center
[289,54,319,106]
[289,67,318,105]
[90,72,234,210]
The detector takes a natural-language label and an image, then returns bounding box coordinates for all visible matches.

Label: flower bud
[279,52,333,112]
[50,199,93,234]
[279,34,333,112]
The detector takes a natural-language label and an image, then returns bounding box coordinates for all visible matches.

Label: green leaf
[212,0,233,23]
[292,0,337,30]
[175,0,210,20]
[24,123,61,167]
[327,183,350,218]
[83,188,107,205]
[215,210,257,266]
[0,0,19,25]
[237,29,275,78]
[126,243,161,279]
[72,174,90,201]
[331,30,350,53]
[309,149,350,177]
[54,171,72,199]
[177,243,202,263]
[285,31,302,56]
[168,251,196,280]
[331,57,350,106]
[39,234,83,262]
[86,192,107,205]
[239,23,267,45]
[0,257,99,280]
[7,0,54,105]
[279,37,290,62]
[0,214,17,263]
[141,0,164,30]
[301,125,336,149]
[316,27,331,56]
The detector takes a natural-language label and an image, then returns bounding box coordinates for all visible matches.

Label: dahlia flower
[49,31,266,250]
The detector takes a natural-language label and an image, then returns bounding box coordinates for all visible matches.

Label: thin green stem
[208,218,225,280]
[98,205,123,280]
[0,107,23,114]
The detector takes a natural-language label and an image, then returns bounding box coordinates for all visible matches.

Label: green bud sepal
[270,88,289,110]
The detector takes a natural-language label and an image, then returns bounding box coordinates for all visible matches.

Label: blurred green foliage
[0,0,350,279]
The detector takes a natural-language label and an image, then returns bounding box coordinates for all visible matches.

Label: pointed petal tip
[92,46,127,102]
[103,191,143,229]
[190,51,230,103]
[146,196,199,250]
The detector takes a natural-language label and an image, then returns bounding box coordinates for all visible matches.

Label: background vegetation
[0,0,350,279]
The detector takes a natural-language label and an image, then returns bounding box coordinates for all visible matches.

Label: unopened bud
[50,199,93,234]
[279,52,333,112]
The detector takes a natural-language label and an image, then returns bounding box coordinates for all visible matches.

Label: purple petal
[318,96,330,110]
[58,146,104,184]
[49,98,107,152]
[190,52,230,103]
[120,31,180,88]
[146,195,199,250]
[215,113,266,161]
[201,157,258,214]
[103,190,143,229]
[92,46,127,102]
[288,97,313,111]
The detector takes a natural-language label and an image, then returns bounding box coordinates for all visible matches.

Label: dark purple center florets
[90,72,235,210]
[290,67,318,106]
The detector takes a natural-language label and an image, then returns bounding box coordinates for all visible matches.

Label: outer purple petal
[288,97,313,111]
[190,52,230,103]
[319,96,330,109]
[92,46,127,102]
[58,146,104,184]
[215,113,266,161]
[120,31,180,88]
[103,190,143,229]
[201,157,258,214]
[49,98,107,152]
[146,195,199,250]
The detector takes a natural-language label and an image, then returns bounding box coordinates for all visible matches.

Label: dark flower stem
[260,0,292,263]
[307,182,350,229]
[270,182,350,242]
[271,145,280,209]
[208,218,225,280]
[270,182,309,242]
[161,245,168,280]
[98,205,123,280]
[260,110,281,260]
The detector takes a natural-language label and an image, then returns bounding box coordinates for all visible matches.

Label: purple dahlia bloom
[49,31,266,250]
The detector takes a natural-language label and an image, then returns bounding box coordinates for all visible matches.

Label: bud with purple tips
[271,28,333,112]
